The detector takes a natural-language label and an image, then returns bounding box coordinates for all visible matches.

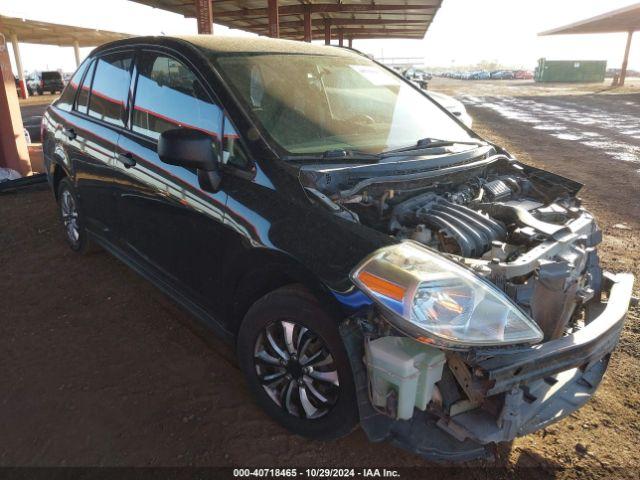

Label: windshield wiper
[283,149,381,163]
[381,138,486,157]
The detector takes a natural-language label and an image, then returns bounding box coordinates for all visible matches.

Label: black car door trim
[86,228,234,343]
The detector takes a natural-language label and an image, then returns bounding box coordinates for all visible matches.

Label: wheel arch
[228,249,347,336]
[52,161,69,200]
[48,139,72,201]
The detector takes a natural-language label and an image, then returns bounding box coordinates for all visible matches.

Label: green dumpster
[534,58,607,83]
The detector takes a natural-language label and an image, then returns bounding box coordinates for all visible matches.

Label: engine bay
[306,152,603,341]
[298,148,630,460]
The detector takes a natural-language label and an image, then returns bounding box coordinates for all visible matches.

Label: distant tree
[476,60,501,71]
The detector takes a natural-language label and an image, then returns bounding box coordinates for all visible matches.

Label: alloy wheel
[60,189,80,245]
[254,320,340,419]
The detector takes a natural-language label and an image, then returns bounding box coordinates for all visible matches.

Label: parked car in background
[403,67,431,88]
[469,70,491,80]
[514,70,534,80]
[43,35,633,464]
[27,71,65,95]
[491,70,515,80]
[14,75,23,97]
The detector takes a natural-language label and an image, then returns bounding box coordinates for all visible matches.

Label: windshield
[212,53,473,157]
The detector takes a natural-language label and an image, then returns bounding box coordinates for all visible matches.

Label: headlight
[351,242,543,349]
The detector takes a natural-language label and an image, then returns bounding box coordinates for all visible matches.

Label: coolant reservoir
[365,336,445,420]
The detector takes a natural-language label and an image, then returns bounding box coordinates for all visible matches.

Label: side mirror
[158,128,222,192]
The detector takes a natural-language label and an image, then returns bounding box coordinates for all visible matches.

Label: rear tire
[57,177,97,254]
[237,285,358,440]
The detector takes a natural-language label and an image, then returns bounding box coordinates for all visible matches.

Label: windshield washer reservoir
[365,336,445,420]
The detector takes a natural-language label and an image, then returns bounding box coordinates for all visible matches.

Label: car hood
[296,145,496,197]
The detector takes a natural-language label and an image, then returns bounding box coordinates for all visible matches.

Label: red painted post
[324,19,331,45]
[303,7,312,42]
[268,0,279,38]
[195,0,214,34]
[0,33,31,175]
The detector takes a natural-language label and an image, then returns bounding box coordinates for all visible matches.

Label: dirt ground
[1,79,639,479]
[429,77,640,97]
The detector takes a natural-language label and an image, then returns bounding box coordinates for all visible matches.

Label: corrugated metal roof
[131,0,443,40]
[539,2,640,35]
[0,14,131,47]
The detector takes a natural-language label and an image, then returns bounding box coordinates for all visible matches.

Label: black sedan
[42,35,633,462]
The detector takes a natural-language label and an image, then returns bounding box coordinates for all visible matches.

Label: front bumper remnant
[340,272,634,462]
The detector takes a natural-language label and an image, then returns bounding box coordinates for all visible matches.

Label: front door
[115,49,229,315]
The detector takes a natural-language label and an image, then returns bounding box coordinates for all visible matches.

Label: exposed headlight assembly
[351,242,543,349]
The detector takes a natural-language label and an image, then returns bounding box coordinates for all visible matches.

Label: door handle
[62,128,76,140]
[117,152,136,169]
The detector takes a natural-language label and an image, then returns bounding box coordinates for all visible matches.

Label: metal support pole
[214,0,215,35]
[348,37,353,48]
[620,31,633,87]
[268,0,279,38]
[10,34,27,99]
[338,30,344,47]
[73,40,81,67]
[195,0,214,34]
[303,7,312,42]
[324,19,331,45]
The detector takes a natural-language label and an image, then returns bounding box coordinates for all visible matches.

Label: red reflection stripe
[133,105,221,139]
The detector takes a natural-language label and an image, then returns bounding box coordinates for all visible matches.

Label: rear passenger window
[132,52,222,141]
[57,59,90,112]
[75,60,96,114]
[88,52,133,126]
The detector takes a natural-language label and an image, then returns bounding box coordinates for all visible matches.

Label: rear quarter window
[88,52,134,127]
[56,61,90,112]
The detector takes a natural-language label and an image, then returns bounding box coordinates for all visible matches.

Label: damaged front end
[310,151,635,461]
[340,272,632,462]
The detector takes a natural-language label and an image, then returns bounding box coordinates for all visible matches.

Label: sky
[2,0,639,74]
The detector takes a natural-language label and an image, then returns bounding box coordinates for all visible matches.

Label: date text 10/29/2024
[233,469,401,478]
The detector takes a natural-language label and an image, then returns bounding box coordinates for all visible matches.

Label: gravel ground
[1,80,639,479]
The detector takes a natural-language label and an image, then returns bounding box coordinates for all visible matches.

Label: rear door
[68,51,135,241]
[115,48,229,313]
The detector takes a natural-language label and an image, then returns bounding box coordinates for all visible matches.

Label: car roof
[94,34,361,59]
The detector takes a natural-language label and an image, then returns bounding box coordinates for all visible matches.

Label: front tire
[57,177,95,254]
[237,285,358,440]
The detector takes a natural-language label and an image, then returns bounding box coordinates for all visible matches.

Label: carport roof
[131,0,443,40]
[539,2,640,35]
[0,14,132,47]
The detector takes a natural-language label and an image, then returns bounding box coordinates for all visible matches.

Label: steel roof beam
[216,4,439,19]
[276,18,429,28]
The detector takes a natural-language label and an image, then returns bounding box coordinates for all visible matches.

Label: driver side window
[132,51,223,142]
